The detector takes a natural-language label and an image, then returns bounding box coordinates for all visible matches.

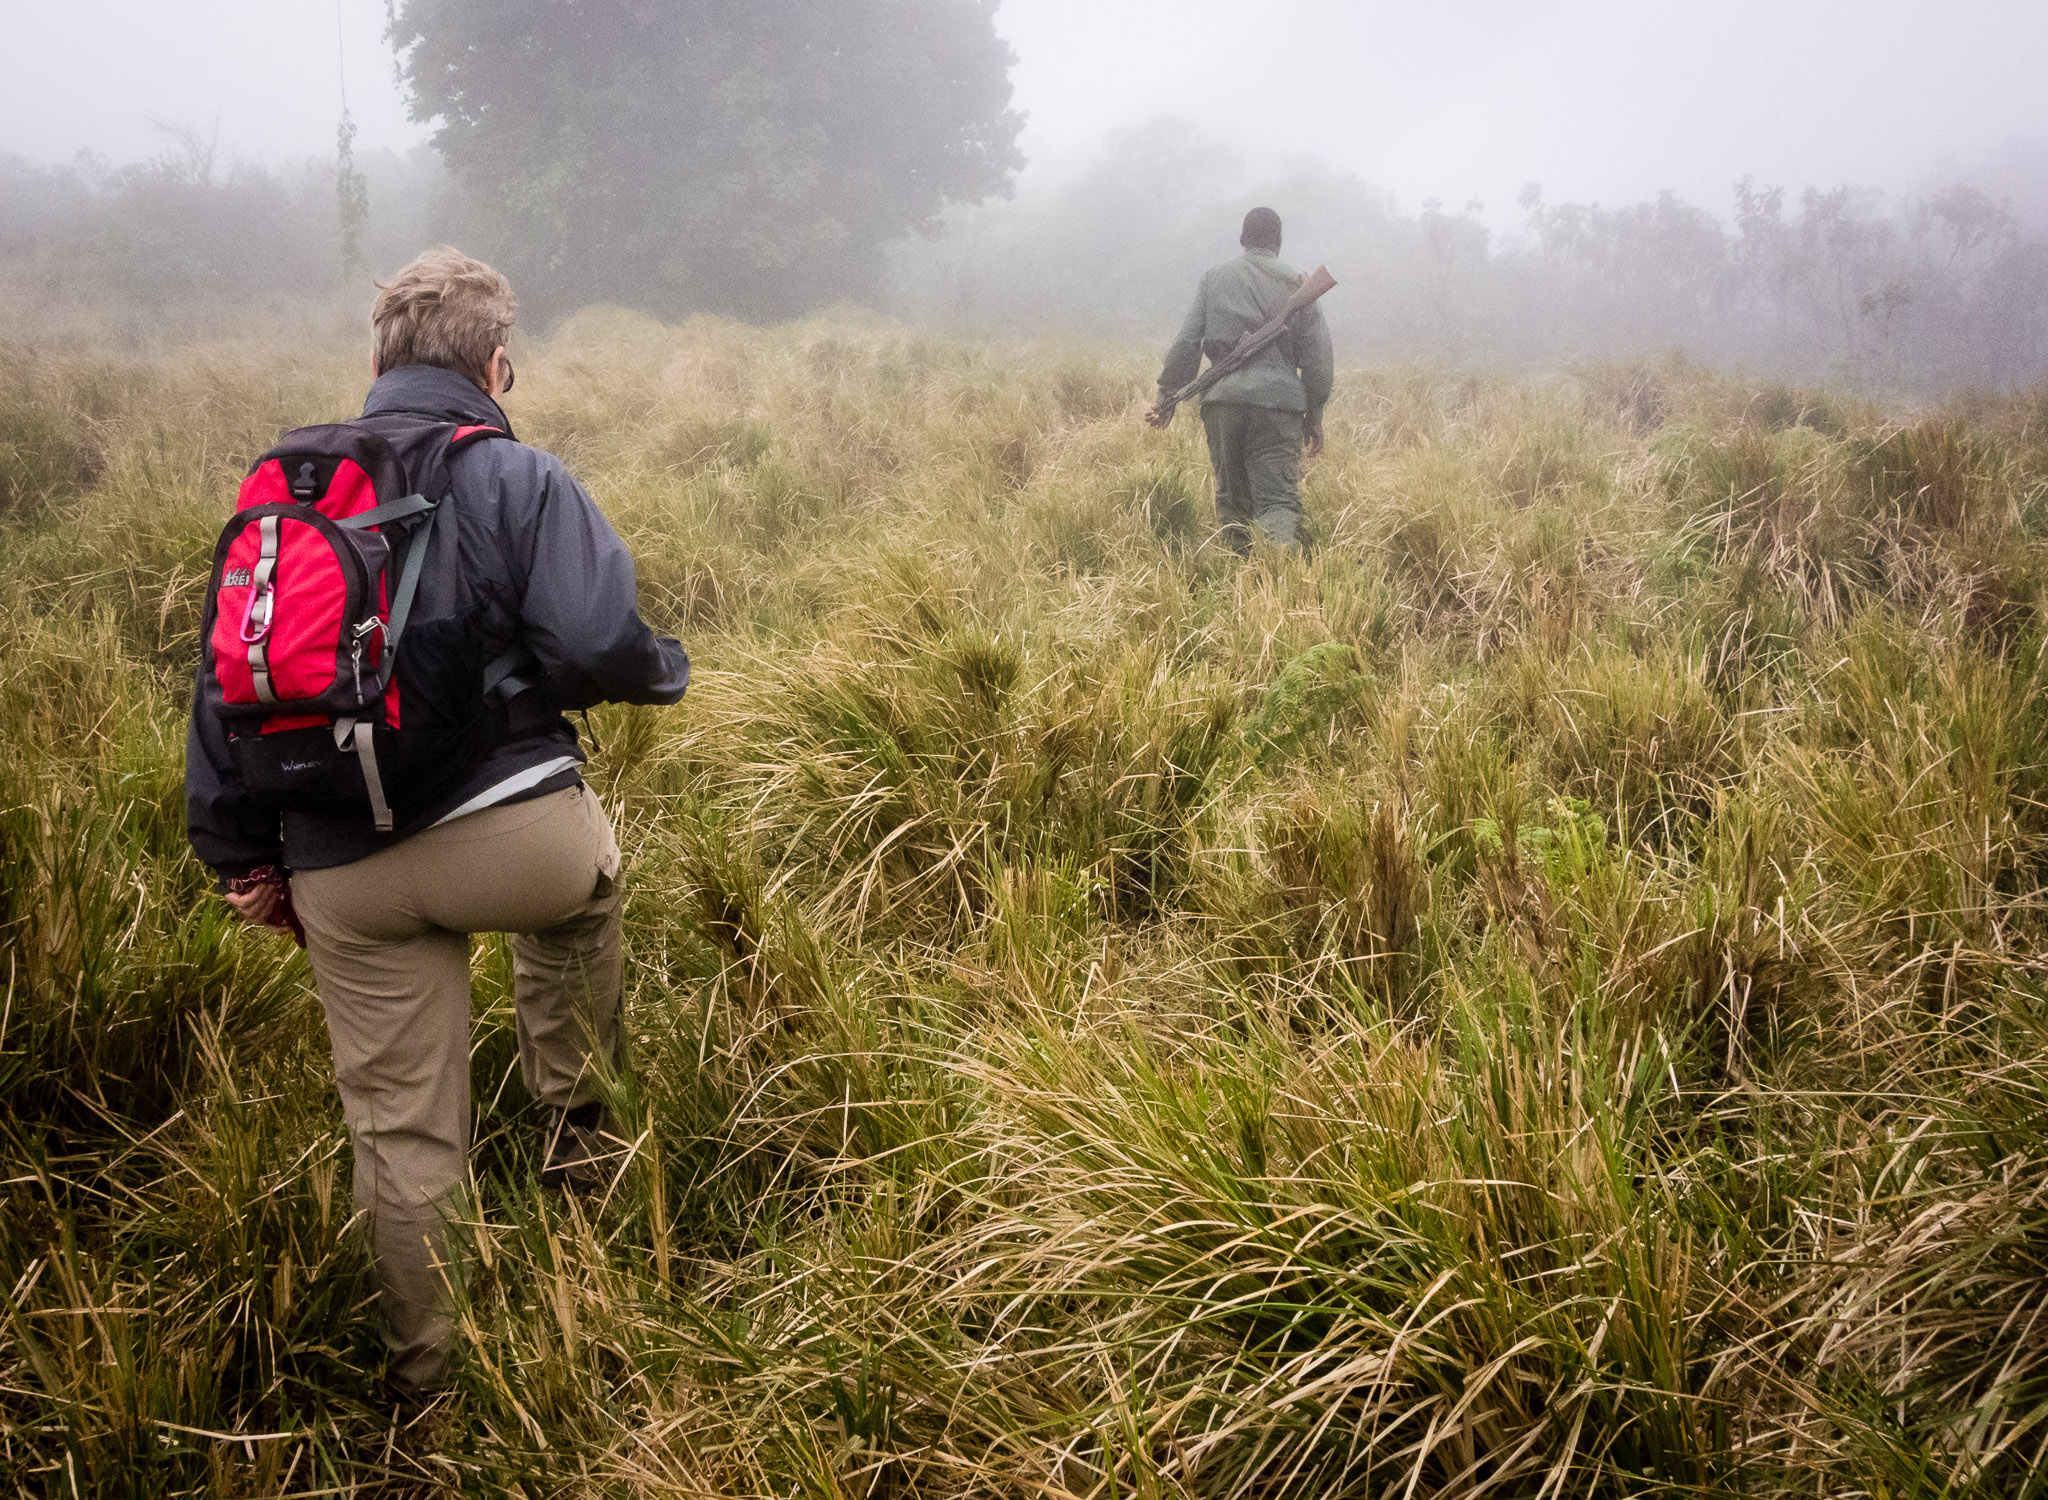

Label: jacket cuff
[214,860,281,893]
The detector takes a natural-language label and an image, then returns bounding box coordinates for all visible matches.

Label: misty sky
[2,0,2043,223]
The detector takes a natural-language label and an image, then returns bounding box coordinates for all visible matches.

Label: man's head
[372,247,517,395]
[1240,207,1283,252]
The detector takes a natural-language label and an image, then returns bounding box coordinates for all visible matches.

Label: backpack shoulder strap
[351,416,531,701]
[433,423,534,698]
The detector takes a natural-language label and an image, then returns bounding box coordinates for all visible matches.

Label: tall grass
[2,310,2047,1496]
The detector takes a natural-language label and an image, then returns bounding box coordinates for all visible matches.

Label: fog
[7,0,2045,223]
[3,0,2045,389]
[1004,0,2048,232]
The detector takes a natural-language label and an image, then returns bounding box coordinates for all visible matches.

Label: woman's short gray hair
[372,247,517,391]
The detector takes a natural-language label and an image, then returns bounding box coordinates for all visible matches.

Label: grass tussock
[2,309,2048,1495]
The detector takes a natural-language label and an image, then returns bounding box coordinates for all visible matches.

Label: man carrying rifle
[1147,207,1334,554]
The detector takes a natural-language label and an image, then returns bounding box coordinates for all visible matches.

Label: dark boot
[542,1101,623,1193]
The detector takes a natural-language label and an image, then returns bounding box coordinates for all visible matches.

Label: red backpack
[200,416,526,831]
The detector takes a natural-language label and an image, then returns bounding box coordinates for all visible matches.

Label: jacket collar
[360,364,515,437]
[1243,247,1280,261]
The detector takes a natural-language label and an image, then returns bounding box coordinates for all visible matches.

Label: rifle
[1146,263,1337,427]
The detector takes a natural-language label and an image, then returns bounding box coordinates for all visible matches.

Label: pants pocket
[583,785,623,894]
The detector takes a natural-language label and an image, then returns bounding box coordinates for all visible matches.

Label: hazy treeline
[890,121,2048,394]
[0,135,440,318]
[4,114,2045,395]
[1,0,1022,333]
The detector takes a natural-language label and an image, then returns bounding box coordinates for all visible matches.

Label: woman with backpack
[186,246,690,1398]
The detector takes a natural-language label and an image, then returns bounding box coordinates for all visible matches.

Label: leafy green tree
[389,0,1023,319]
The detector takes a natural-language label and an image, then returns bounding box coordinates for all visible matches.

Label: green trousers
[1201,402,1304,553]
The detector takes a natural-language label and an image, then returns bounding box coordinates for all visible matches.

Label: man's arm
[1297,303,1334,424]
[1296,303,1335,455]
[511,454,689,711]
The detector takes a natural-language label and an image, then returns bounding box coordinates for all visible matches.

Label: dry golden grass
[2,305,2047,1496]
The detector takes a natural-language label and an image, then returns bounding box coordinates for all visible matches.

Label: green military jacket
[1157,248,1335,421]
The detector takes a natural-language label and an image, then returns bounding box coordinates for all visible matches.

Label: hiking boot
[542,1101,622,1194]
[384,1372,452,1420]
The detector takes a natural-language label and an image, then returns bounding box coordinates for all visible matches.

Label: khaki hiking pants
[1202,401,1305,553]
[292,783,623,1392]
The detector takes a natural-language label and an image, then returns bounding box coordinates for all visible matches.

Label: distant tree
[1799,187,1894,374]
[1976,242,2048,386]
[334,111,370,278]
[388,0,1024,320]
[1918,183,2015,276]
[1418,198,1487,355]
[1733,177,1792,340]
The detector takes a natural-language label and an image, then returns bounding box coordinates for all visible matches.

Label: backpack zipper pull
[349,618,387,700]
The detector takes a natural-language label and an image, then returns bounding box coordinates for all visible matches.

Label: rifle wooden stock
[1154,263,1337,421]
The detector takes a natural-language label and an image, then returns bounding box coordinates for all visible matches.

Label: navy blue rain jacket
[186,364,689,880]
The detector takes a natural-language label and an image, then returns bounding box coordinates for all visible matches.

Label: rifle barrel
[1161,264,1337,414]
